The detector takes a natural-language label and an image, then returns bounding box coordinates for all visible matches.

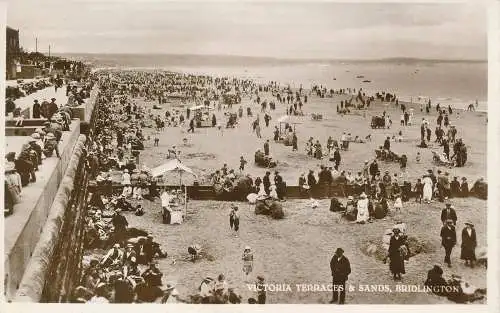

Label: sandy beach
[137,88,487,186]
[99,74,487,304]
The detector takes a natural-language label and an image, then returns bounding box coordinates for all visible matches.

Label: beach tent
[151,158,197,217]
[277,115,301,137]
[151,158,196,178]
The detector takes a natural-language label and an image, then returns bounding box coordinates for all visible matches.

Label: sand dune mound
[361,236,436,262]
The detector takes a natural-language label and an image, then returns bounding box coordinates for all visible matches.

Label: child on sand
[242,246,254,282]
[416,152,421,163]
[229,205,240,237]
[239,156,247,172]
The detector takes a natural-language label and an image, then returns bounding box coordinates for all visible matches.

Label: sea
[60,53,488,111]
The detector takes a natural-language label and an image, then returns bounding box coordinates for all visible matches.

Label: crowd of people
[4,76,94,216]
[36,68,484,304]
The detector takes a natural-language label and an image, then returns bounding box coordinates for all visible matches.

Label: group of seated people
[76,229,168,303]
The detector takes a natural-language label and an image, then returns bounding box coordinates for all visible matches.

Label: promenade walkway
[7,85,68,119]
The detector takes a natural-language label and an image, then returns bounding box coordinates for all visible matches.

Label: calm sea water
[67,54,487,111]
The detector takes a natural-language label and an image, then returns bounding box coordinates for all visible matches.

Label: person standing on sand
[32,100,41,118]
[292,132,298,151]
[239,156,247,172]
[255,122,262,138]
[229,205,240,237]
[242,247,254,282]
[440,219,456,267]
[422,175,433,203]
[264,140,270,156]
[387,228,408,281]
[329,248,351,304]
[460,221,477,268]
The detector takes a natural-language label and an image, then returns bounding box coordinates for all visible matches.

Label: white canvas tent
[151,158,196,178]
[150,159,197,217]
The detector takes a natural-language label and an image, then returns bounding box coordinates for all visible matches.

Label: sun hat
[114,243,120,248]
[244,246,251,251]
[45,133,56,140]
[31,132,41,139]
[5,162,16,172]
[464,221,474,227]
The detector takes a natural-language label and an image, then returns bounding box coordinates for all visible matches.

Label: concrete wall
[3,121,81,302]
[14,135,87,302]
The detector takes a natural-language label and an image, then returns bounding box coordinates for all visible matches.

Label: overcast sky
[6,0,487,60]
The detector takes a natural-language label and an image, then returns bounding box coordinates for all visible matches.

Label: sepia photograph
[2,0,495,308]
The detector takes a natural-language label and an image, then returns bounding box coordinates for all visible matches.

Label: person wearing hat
[88,282,110,303]
[387,227,408,281]
[123,241,139,276]
[356,192,369,223]
[5,161,22,211]
[112,209,129,246]
[368,159,379,182]
[460,221,477,267]
[101,243,124,268]
[32,99,41,118]
[422,174,433,203]
[256,275,266,304]
[424,265,447,295]
[460,177,469,197]
[242,246,254,281]
[450,176,460,197]
[262,171,272,196]
[333,146,341,170]
[139,235,167,265]
[40,98,51,119]
[329,247,351,304]
[229,205,240,237]
[122,169,131,185]
[440,202,457,225]
[440,219,457,267]
[160,282,184,303]
[28,137,43,166]
[43,132,61,158]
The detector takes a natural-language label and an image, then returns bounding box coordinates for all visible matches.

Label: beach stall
[151,159,197,224]
[277,115,301,146]
[191,105,214,128]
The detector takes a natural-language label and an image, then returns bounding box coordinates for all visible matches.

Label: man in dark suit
[264,140,270,156]
[330,248,351,304]
[333,148,341,170]
[440,202,457,225]
[440,220,457,267]
[263,171,271,195]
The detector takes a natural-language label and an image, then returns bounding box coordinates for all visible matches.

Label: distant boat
[333,77,337,80]
[356,75,365,78]
[362,80,371,83]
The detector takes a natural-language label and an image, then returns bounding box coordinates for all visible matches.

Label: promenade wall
[4,86,100,302]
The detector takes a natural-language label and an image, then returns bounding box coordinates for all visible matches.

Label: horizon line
[50,52,487,63]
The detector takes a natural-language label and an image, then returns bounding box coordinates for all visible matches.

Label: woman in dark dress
[32,100,41,118]
[460,221,477,267]
[460,177,469,197]
[387,228,408,280]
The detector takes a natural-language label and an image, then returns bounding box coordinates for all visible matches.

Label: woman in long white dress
[422,175,433,203]
[257,183,266,197]
[356,192,370,223]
